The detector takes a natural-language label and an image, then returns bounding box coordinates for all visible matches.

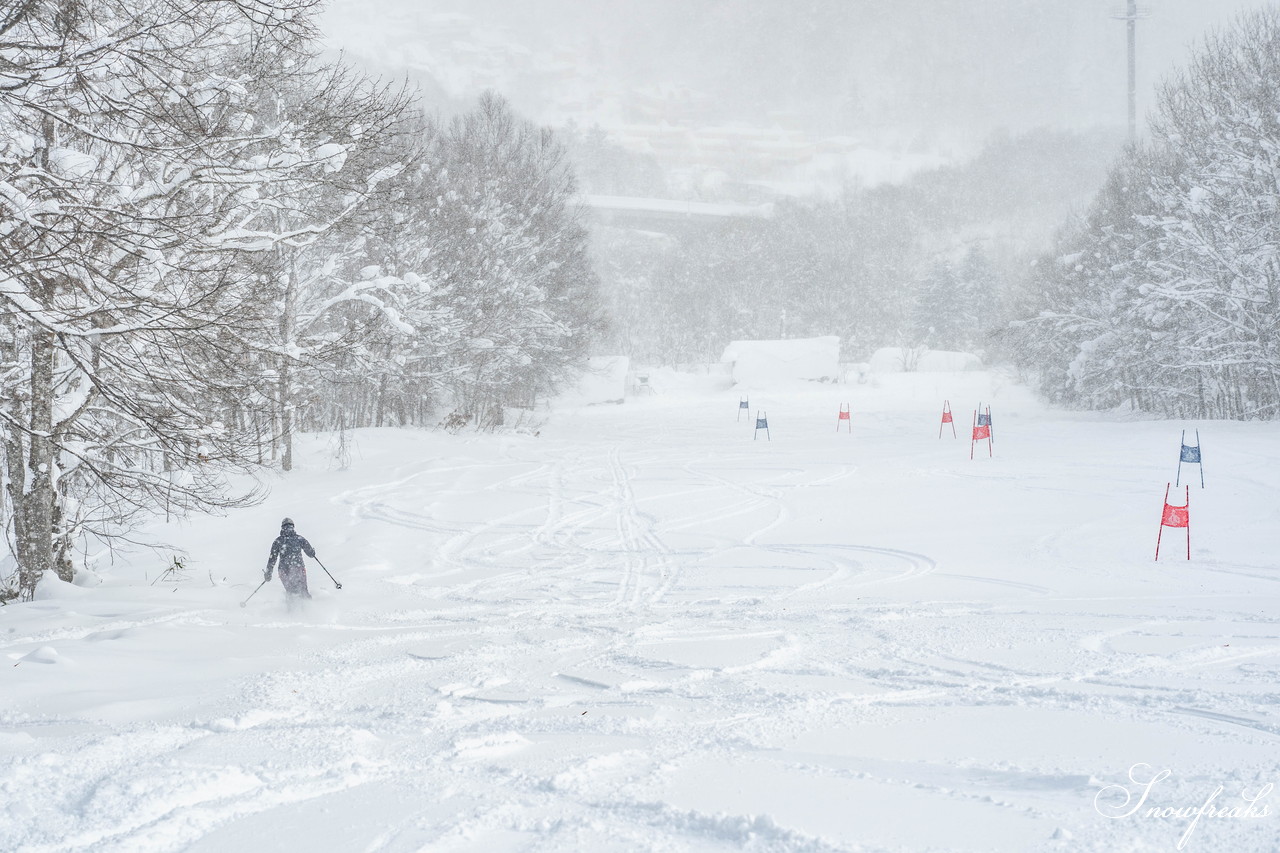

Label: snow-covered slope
[3,371,1277,852]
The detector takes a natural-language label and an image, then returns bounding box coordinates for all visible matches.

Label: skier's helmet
[281,517,294,529]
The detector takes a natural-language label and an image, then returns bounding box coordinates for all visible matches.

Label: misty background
[320,0,1260,178]
[312,0,1265,375]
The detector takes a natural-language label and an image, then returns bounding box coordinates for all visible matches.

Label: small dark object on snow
[264,518,317,599]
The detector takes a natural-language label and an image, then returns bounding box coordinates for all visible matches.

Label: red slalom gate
[970,410,992,459]
[939,400,956,438]
[1155,483,1190,560]
[837,403,851,433]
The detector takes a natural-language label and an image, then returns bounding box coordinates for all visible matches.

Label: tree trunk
[12,330,58,598]
[278,361,293,471]
[279,250,297,471]
[375,372,387,428]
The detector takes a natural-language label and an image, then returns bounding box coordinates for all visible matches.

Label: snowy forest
[584,8,1280,416]
[0,0,600,600]
[3,0,1280,602]
[1010,9,1280,420]
[585,126,1119,366]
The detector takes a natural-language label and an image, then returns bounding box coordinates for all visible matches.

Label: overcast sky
[322,0,1265,145]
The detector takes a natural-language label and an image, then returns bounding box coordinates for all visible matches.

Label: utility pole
[1126,0,1136,139]
[1113,1,1149,141]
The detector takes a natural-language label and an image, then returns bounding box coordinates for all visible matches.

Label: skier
[264,518,316,600]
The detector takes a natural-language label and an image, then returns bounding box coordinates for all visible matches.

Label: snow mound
[721,337,840,386]
[32,572,89,600]
[558,355,630,405]
[20,646,66,665]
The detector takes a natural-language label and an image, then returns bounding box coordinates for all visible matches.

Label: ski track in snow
[3,381,1280,852]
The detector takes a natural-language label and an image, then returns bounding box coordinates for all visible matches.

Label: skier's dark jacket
[265,520,315,584]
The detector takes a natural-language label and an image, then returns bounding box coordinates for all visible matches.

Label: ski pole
[240,579,267,608]
[315,558,342,590]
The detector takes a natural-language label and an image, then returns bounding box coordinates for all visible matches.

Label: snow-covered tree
[271,92,603,435]
[428,93,602,427]
[1139,9,1280,417]
[231,62,414,470]
[332,93,601,430]
[309,111,463,431]
[0,0,379,598]
[1008,141,1170,409]
[911,247,1001,354]
[1011,8,1280,419]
